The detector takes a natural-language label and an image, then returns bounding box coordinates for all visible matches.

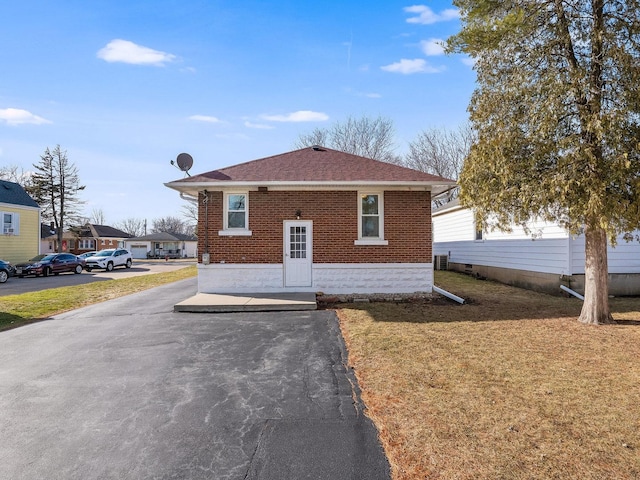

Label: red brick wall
[197,190,432,264]
[66,238,118,254]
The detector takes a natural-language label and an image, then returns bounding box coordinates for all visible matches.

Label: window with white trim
[355,192,388,246]
[1,212,19,235]
[474,222,483,241]
[79,239,95,249]
[220,192,252,236]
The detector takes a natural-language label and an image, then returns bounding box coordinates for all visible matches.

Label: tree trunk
[57,230,64,253]
[578,225,614,324]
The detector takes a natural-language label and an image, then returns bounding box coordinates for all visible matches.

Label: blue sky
[0,0,475,225]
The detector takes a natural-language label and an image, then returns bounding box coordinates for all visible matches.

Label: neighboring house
[165,146,455,294]
[432,198,640,296]
[40,223,56,254]
[124,232,197,259]
[0,180,40,263]
[47,223,132,254]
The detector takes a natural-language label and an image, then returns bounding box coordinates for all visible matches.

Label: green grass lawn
[0,265,197,331]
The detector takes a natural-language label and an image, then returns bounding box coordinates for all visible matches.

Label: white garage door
[130,246,148,259]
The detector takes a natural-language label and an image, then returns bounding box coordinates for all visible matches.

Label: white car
[84,248,133,272]
[77,251,99,260]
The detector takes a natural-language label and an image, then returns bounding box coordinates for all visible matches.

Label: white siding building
[433,199,640,296]
[124,232,197,259]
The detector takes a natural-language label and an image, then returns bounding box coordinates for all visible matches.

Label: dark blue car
[0,259,15,283]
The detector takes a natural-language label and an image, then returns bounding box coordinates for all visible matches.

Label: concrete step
[174,292,317,313]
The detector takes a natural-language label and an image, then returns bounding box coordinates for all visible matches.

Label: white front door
[284,221,312,287]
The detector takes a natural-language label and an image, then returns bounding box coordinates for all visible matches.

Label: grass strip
[0,265,196,331]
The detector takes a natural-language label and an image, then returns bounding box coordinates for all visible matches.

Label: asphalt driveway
[0,278,390,479]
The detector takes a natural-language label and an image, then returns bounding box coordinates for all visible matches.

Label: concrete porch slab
[174,292,318,313]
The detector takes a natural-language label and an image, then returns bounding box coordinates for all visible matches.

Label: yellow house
[0,180,40,264]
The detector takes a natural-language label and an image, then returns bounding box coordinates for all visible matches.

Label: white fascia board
[432,203,464,217]
[165,180,456,195]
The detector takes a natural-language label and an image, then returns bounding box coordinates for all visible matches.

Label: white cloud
[404,5,460,24]
[0,108,51,125]
[244,121,275,129]
[261,110,329,122]
[461,56,477,67]
[381,58,445,74]
[188,115,222,123]
[421,38,446,56]
[97,39,176,66]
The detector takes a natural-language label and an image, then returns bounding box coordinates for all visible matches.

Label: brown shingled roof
[176,147,454,183]
[165,147,457,199]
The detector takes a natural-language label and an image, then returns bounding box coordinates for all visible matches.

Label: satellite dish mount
[170,152,194,176]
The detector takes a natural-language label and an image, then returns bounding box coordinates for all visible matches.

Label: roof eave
[432,197,463,216]
[165,179,457,196]
[0,202,40,211]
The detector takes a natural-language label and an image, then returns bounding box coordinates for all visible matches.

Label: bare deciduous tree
[90,208,106,225]
[295,128,329,151]
[151,216,187,235]
[181,203,197,236]
[405,124,474,180]
[295,115,400,163]
[404,124,475,204]
[0,165,33,187]
[115,218,147,237]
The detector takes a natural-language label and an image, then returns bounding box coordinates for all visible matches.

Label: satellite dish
[176,153,193,172]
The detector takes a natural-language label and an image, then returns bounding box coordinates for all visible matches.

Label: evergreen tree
[448,0,640,324]
[28,145,85,252]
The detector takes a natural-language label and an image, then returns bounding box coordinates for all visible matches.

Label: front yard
[337,271,640,480]
[0,265,197,331]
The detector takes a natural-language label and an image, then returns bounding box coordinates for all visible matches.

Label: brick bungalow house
[48,223,132,254]
[165,146,455,294]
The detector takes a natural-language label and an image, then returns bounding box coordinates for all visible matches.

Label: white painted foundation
[197,262,433,294]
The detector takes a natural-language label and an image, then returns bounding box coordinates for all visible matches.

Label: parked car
[14,253,85,277]
[77,251,99,260]
[0,259,15,283]
[84,249,133,272]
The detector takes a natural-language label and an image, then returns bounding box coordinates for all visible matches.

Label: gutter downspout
[201,190,210,264]
[433,285,465,304]
[560,284,584,301]
[180,192,198,204]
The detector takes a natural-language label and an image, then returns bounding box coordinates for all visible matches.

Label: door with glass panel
[284,221,312,287]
